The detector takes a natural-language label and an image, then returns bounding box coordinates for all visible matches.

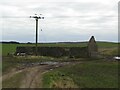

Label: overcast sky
[0,0,119,43]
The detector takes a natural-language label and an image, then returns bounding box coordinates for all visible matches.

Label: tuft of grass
[51,77,78,88]
[42,71,78,88]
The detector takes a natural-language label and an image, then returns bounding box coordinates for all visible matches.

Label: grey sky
[1,0,119,43]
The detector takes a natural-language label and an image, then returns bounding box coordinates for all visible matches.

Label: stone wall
[15,36,98,58]
[16,46,89,58]
[69,47,88,58]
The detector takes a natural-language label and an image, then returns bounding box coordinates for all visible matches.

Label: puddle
[19,61,71,67]
[40,61,59,65]
[113,56,120,60]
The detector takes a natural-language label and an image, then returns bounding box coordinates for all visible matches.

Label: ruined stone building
[16,36,98,58]
[88,36,98,57]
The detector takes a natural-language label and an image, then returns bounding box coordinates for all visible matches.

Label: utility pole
[30,14,44,56]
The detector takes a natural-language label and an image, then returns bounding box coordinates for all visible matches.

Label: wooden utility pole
[30,14,44,56]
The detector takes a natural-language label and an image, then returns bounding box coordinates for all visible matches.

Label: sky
[0,0,119,43]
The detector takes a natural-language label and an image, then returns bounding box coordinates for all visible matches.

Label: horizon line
[0,40,119,43]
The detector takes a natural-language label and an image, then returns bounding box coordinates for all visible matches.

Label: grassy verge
[42,71,78,88]
[2,57,22,74]
[42,60,118,88]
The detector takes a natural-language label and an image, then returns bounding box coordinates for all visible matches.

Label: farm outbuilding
[15,36,98,58]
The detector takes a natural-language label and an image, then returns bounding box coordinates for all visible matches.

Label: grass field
[1,43,87,56]
[1,42,119,56]
[42,60,118,88]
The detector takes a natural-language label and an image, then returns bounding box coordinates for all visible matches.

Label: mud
[2,61,81,88]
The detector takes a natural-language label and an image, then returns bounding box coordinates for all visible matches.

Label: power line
[1,16,30,18]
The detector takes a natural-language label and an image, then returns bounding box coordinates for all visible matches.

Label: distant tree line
[1,41,20,44]
[0,41,34,44]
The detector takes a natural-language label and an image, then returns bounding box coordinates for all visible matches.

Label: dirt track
[2,61,81,88]
[20,65,49,88]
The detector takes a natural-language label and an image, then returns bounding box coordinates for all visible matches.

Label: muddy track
[28,67,41,88]
[20,65,50,88]
[2,61,81,88]
[2,68,25,81]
